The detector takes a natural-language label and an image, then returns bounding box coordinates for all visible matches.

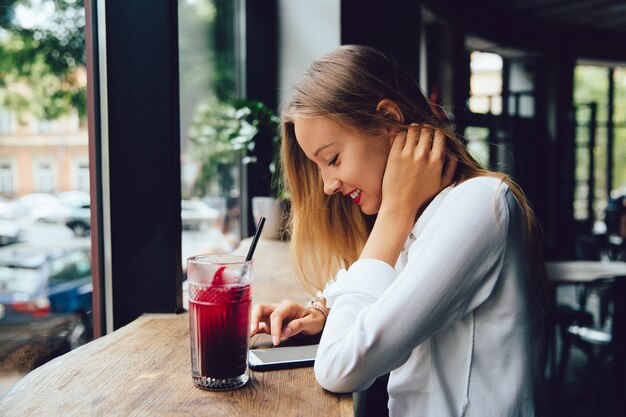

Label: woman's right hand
[250,300,326,346]
[360,124,457,266]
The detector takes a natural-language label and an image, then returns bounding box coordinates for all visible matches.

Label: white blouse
[315,176,545,417]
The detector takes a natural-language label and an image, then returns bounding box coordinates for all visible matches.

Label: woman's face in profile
[294,116,390,215]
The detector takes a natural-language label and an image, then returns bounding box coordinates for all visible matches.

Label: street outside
[0,217,237,269]
[0,217,237,394]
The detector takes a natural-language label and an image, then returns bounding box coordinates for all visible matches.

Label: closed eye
[327,154,339,166]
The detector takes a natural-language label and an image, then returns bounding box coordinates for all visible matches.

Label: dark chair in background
[554,279,614,406]
[550,234,622,415]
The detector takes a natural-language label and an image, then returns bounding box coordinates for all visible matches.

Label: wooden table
[546,260,626,284]
[0,238,352,416]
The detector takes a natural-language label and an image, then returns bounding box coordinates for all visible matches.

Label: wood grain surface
[0,239,352,416]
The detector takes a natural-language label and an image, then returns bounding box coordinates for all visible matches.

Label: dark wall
[243,0,278,236]
[341,0,422,83]
[535,50,577,259]
[423,0,626,62]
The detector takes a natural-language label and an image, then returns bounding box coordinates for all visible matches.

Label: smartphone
[248,344,318,372]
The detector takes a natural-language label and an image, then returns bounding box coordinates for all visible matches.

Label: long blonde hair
[281,45,546,298]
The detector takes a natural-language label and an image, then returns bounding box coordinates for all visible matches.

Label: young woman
[250,45,546,416]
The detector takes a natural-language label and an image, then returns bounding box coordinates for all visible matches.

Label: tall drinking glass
[187,254,252,390]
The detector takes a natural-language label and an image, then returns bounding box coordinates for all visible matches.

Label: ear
[376,99,404,124]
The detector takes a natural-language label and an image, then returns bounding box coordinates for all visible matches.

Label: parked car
[65,204,91,237]
[0,220,23,246]
[30,191,90,224]
[31,204,74,224]
[181,200,219,230]
[56,191,90,208]
[0,245,93,347]
[0,198,16,220]
[64,200,220,235]
[10,193,61,218]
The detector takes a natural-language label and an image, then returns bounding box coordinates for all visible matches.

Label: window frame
[85,0,184,335]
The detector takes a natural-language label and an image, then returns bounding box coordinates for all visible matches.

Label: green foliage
[188,98,281,196]
[0,0,86,122]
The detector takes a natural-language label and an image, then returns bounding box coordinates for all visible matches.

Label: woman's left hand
[379,124,457,220]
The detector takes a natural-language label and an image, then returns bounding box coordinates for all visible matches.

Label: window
[178,0,241,265]
[0,160,16,196]
[469,51,503,115]
[464,51,505,170]
[0,108,12,134]
[614,67,626,195]
[34,158,55,193]
[74,160,90,192]
[0,0,91,386]
[573,64,625,228]
[38,119,52,134]
[464,126,490,168]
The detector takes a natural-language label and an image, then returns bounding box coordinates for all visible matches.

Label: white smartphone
[248,344,318,372]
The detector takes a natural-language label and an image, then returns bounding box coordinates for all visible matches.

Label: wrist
[360,207,415,266]
[306,297,329,323]
[375,207,415,235]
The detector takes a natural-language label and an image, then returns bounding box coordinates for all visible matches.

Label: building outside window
[74,160,90,192]
[0,160,15,196]
[0,108,12,135]
[34,158,55,193]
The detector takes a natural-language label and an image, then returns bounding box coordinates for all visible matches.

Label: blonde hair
[281,45,546,299]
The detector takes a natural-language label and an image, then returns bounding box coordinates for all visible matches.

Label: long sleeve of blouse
[314,177,517,394]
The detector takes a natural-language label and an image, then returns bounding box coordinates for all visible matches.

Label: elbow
[314,361,354,393]
[314,355,368,393]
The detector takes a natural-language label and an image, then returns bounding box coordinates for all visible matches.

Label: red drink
[189,282,251,387]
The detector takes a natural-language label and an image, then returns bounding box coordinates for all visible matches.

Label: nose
[323,177,342,195]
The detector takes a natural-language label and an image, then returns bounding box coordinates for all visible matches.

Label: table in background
[0,238,352,416]
[545,260,626,391]
[546,261,626,284]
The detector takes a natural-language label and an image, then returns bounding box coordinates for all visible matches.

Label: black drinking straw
[237,217,265,293]
[246,216,266,261]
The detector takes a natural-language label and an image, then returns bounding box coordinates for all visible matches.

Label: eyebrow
[313,142,335,157]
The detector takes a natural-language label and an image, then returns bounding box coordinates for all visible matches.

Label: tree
[0,0,86,122]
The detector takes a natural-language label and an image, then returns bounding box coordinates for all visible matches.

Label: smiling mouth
[348,189,362,205]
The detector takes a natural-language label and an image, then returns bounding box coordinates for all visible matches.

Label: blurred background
[0,0,625,415]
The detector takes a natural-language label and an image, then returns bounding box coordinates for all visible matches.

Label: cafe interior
[1,0,626,416]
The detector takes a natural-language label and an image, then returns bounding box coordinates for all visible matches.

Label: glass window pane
[178,0,241,274]
[614,68,626,194]
[594,125,608,219]
[0,0,92,390]
[573,65,612,224]
[575,66,609,124]
[464,126,490,168]
[574,143,590,220]
[469,51,503,115]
